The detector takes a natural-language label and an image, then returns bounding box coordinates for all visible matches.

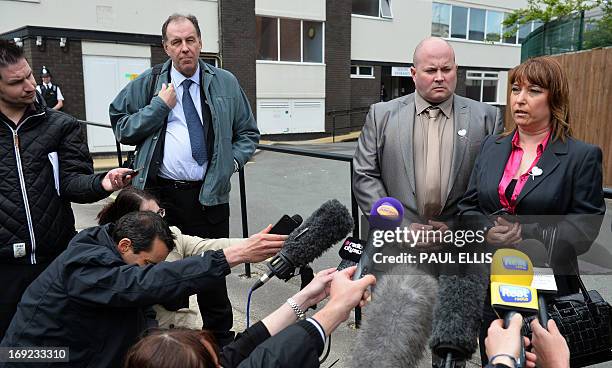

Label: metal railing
[238,143,360,277]
[78,120,125,167]
[327,107,370,143]
[238,143,364,325]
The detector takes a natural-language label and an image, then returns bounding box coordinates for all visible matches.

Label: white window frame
[485,9,504,43]
[351,0,393,19]
[466,70,500,104]
[351,65,375,79]
[257,17,325,64]
[449,4,469,40]
[431,2,451,38]
[433,2,531,46]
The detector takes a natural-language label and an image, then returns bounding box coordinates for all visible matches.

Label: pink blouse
[497,130,551,213]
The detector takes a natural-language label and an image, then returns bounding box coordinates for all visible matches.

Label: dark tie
[182,79,207,165]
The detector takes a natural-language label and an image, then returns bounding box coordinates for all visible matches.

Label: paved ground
[75,142,612,368]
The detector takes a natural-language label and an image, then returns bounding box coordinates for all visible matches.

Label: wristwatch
[286,297,306,320]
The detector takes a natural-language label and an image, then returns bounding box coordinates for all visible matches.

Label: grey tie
[424,107,442,218]
[182,79,207,165]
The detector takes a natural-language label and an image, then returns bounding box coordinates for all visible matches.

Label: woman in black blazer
[457,56,605,366]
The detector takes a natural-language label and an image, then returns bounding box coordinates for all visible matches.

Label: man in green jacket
[109,13,259,346]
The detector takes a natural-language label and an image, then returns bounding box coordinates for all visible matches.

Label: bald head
[413,37,455,67]
[410,37,457,104]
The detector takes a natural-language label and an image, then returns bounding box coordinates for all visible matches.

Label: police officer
[36,66,64,110]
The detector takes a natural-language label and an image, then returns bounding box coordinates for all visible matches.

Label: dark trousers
[0,262,50,341]
[149,181,234,347]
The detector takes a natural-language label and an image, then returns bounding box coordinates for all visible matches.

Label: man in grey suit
[353,37,503,243]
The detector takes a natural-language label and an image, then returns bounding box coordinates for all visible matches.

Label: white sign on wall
[391,67,412,77]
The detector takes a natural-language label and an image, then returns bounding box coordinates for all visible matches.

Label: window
[351,65,374,78]
[516,21,543,44]
[352,0,393,18]
[451,6,468,39]
[431,3,541,45]
[465,71,499,103]
[280,19,301,62]
[303,21,323,63]
[431,3,450,37]
[256,16,324,63]
[256,17,277,61]
[503,13,517,44]
[485,11,504,42]
[469,8,486,41]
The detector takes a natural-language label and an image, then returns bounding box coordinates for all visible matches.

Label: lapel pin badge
[530,166,543,180]
[457,129,467,137]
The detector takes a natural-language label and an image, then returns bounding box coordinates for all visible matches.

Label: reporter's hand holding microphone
[485,314,570,368]
[312,266,376,337]
[485,313,536,368]
[530,318,570,368]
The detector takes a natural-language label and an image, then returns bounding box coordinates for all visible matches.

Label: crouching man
[1,211,279,367]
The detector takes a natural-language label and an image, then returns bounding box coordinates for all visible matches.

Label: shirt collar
[170,63,200,88]
[511,129,552,153]
[414,91,454,118]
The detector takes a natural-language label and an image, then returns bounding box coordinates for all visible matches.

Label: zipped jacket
[109,60,259,206]
[0,98,109,265]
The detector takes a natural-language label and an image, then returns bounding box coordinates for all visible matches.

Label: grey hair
[161,13,202,43]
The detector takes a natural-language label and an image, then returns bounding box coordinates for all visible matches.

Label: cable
[246,287,254,327]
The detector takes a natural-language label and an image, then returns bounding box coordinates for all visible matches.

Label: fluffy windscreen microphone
[349,265,438,368]
[430,273,489,367]
[251,199,353,291]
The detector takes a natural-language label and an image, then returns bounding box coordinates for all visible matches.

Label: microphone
[349,265,438,368]
[353,197,404,281]
[430,273,488,368]
[337,237,365,271]
[490,249,540,368]
[251,199,353,291]
[270,214,303,235]
[530,266,557,330]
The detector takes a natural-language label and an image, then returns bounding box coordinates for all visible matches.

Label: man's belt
[156,177,203,189]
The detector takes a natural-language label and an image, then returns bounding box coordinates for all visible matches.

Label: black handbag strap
[545,225,594,304]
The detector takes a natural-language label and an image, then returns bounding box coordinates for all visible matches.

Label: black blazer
[458,132,605,293]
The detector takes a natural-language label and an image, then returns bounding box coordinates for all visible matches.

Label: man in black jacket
[1,211,280,367]
[0,40,133,339]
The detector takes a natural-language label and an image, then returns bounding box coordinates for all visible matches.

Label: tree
[583,1,612,48]
[503,0,603,28]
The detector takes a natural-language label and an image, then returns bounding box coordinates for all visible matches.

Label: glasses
[156,208,166,218]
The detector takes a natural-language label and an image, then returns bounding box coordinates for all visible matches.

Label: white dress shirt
[36,83,64,100]
[159,64,209,181]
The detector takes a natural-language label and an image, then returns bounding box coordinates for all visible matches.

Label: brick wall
[455,67,467,97]
[150,45,168,66]
[325,0,352,132]
[219,0,257,116]
[25,38,86,120]
[350,65,381,129]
